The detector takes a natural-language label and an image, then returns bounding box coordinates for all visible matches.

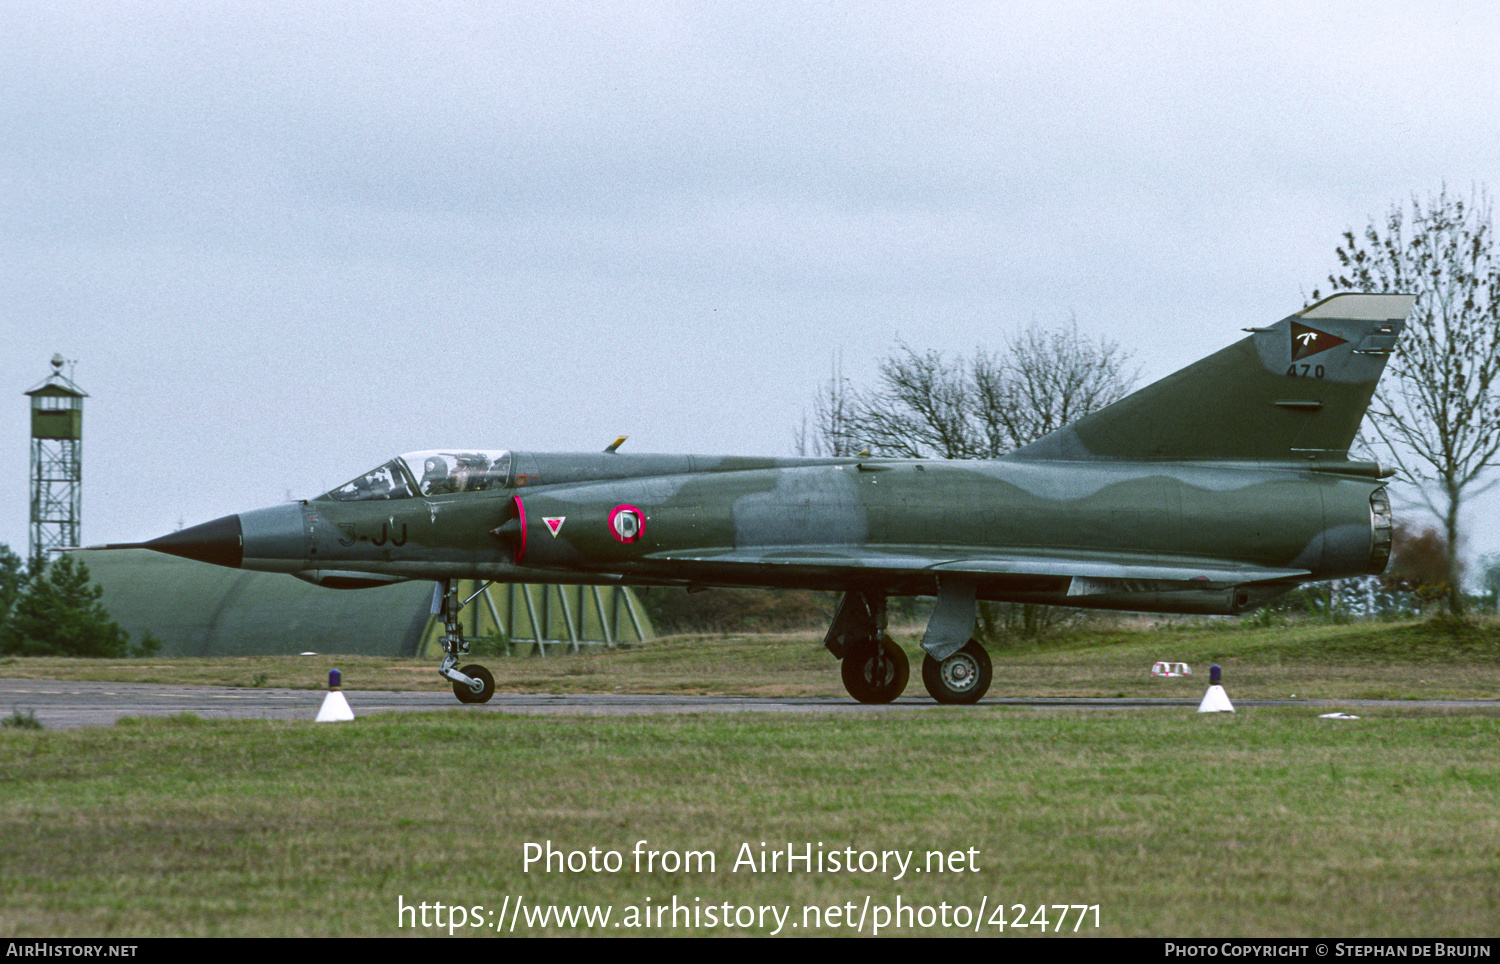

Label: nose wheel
[922,639,991,704]
[452,663,495,704]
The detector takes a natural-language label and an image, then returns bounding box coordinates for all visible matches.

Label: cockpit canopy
[317,450,513,502]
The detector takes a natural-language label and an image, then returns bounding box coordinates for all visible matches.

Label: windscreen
[401,450,512,496]
[319,459,418,502]
[316,450,512,502]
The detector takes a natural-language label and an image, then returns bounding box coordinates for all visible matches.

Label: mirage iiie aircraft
[108,293,1413,705]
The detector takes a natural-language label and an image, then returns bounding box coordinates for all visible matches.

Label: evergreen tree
[2,554,134,657]
[0,544,24,635]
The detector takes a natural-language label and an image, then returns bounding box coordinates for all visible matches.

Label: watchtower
[25,355,87,565]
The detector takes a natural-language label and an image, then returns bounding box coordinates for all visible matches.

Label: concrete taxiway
[2,678,1495,730]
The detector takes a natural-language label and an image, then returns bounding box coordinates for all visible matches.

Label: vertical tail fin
[1011,293,1414,462]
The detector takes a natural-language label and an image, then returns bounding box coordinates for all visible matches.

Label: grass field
[2,618,1498,937]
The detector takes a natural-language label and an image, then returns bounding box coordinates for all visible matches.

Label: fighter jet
[109,293,1412,705]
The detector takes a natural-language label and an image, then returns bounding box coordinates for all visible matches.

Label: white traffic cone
[1197,664,1234,713]
[316,668,355,722]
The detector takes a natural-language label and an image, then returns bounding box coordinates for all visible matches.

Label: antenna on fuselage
[604,436,628,453]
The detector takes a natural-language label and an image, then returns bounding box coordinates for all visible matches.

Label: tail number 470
[1286,364,1325,378]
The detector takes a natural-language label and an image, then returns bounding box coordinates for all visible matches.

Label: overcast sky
[3,2,1497,570]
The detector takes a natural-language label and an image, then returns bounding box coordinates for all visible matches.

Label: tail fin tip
[1011,293,1415,463]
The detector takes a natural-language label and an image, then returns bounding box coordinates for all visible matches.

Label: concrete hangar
[74,549,653,658]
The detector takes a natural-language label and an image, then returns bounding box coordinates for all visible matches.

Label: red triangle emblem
[1290,321,1347,361]
[543,517,565,537]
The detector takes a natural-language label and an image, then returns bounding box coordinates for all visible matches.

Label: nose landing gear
[433,579,496,704]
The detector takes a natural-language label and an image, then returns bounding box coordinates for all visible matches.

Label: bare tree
[795,354,861,458]
[980,319,1138,449]
[1311,187,1500,615]
[819,319,1137,460]
[848,344,982,459]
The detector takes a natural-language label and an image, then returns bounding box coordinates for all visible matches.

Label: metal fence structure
[417,581,651,657]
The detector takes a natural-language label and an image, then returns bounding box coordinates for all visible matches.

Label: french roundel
[609,504,645,544]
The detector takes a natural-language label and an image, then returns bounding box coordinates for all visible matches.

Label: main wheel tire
[454,663,495,704]
[922,640,992,704]
[840,635,910,704]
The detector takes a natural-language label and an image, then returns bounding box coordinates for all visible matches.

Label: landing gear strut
[434,579,495,704]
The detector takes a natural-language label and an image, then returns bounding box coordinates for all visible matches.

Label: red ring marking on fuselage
[513,495,527,563]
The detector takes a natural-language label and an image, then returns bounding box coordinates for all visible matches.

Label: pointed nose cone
[143,514,243,569]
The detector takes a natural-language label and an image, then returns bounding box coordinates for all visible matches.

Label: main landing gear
[921,640,992,705]
[841,634,910,704]
[826,592,908,704]
[434,579,495,704]
[825,592,993,705]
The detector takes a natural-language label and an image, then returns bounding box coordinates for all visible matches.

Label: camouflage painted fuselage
[265,449,1388,616]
